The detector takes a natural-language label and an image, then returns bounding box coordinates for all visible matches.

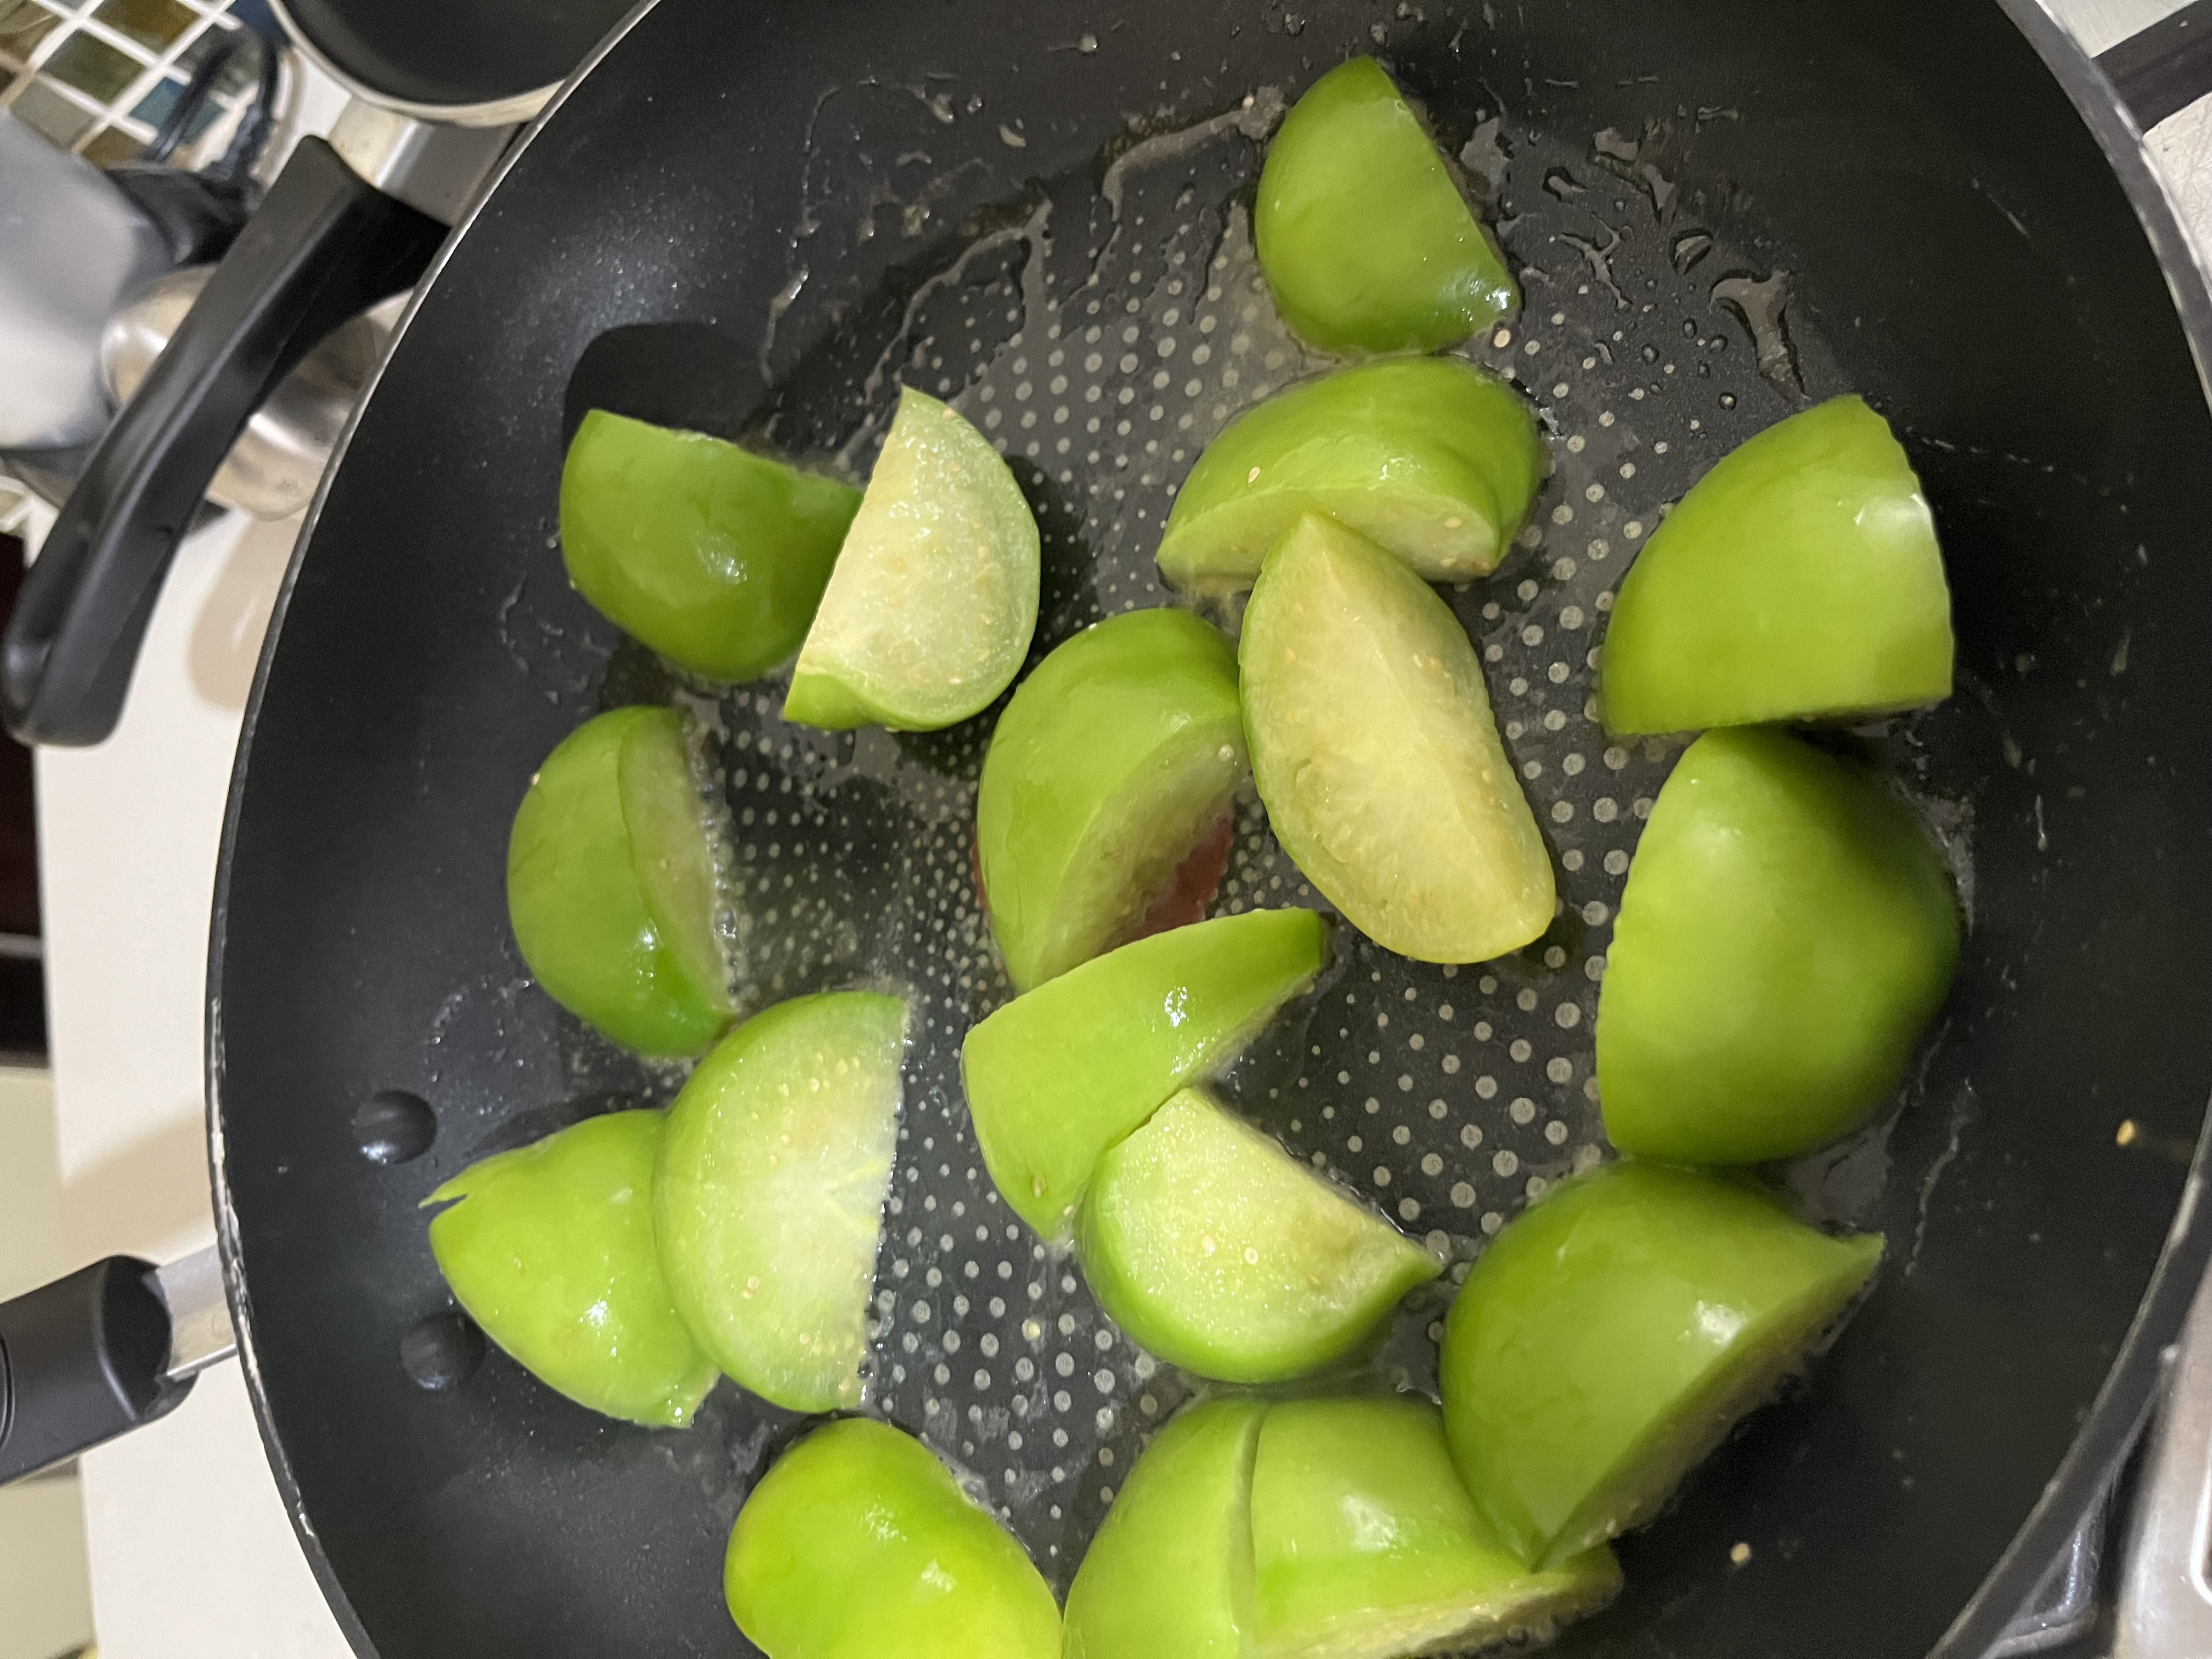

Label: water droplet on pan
[400,1312,483,1391]
[1669,231,1713,273]
[353,1090,436,1166]
[1711,269,1802,396]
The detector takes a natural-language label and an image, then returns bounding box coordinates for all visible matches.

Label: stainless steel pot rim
[265,0,565,127]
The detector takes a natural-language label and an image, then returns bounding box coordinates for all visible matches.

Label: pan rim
[1923,14,2212,1656]
[203,2,2212,1654]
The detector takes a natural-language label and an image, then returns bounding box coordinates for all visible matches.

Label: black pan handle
[1,137,444,747]
[0,1257,180,1483]
[2097,0,2212,133]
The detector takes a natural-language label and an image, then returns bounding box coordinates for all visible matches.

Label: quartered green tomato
[1064,1397,1268,1659]
[977,607,1246,991]
[654,991,907,1413]
[1241,515,1554,964]
[1250,1396,1621,1659]
[962,906,1330,1241]
[725,1418,1060,1659]
[1077,1088,1438,1384]
[506,706,733,1057]
[1599,395,1954,735]
[785,386,1041,731]
[425,1109,718,1428]
[1255,57,1517,354]
[1440,1161,1883,1567]
[560,410,861,682]
[1157,358,1540,595]
[1598,727,1960,1164]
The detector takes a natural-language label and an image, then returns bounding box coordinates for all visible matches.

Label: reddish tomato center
[1133,809,1235,941]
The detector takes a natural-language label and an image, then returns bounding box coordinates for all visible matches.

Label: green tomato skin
[656,992,906,1413]
[1240,515,1554,963]
[962,907,1331,1241]
[1157,358,1541,594]
[785,386,1041,732]
[1065,1397,1268,1659]
[560,410,860,682]
[1597,727,1961,1164]
[1255,57,1517,354]
[725,1418,1060,1659]
[1077,1088,1439,1384]
[1599,395,1953,734]
[1250,1396,1621,1659]
[977,608,1245,991]
[1440,1161,1883,1568]
[506,708,732,1057]
[425,1110,718,1428]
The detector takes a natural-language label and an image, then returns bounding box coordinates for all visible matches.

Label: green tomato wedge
[1065,1397,1268,1659]
[978,608,1246,990]
[560,409,861,682]
[785,386,1041,730]
[1440,1161,1883,1567]
[1255,57,1517,354]
[1241,515,1554,963]
[1597,727,1960,1164]
[726,1417,1059,1659]
[1077,1088,1438,1383]
[1599,395,1954,735]
[654,991,907,1412]
[963,906,1330,1242]
[507,707,734,1057]
[1251,1397,1621,1659]
[1156,358,1540,595]
[425,1110,717,1428]
[618,704,734,1026]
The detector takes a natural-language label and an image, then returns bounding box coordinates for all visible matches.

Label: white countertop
[38,501,355,1659]
[29,8,2212,1657]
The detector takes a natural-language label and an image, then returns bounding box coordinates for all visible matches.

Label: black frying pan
[15,1,2212,1656]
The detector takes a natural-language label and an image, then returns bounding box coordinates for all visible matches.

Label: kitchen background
[2,1,348,1650]
[1,0,271,169]
[0,2,2205,1656]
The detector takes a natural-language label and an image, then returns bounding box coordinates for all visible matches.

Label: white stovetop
[28,8,2212,1657]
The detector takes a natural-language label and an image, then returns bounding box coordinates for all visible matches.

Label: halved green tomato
[1599,395,1953,735]
[654,991,907,1412]
[977,607,1246,990]
[1158,358,1540,595]
[1598,727,1961,1164]
[1064,1397,1268,1659]
[726,1418,1060,1659]
[963,906,1330,1242]
[425,1109,718,1427]
[1077,1088,1438,1383]
[560,409,861,682]
[785,386,1040,730]
[1440,1161,1883,1567]
[1255,57,1517,354]
[1251,1396,1621,1659]
[1241,515,1553,962]
[506,706,733,1057]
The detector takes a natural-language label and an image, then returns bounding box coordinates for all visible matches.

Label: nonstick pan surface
[211,1,2212,1655]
